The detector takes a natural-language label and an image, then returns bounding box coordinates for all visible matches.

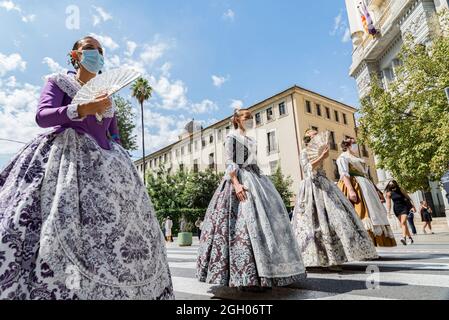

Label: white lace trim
[66,104,85,122]
[48,73,81,99]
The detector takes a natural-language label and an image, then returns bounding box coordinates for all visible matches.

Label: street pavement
[167,232,449,300]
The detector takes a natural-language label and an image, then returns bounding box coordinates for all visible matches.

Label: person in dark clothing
[407,209,417,236]
[420,201,434,234]
[385,180,415,245]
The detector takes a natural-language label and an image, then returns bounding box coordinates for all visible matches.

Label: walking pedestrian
[195,217,204,240]
[407,209,418,236]
[197,108,306,291]
[0,36,173,300]
[292,129,378,269]
[165,216,174,242]
[337,137,396,247]
[420,201,434,234]
[385,180,415,245]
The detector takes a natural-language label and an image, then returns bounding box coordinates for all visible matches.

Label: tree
[358,13,449,192]
[270,166,294,209]
[146,166,221,211]
[131,77,153,185]
[113,96,137,151]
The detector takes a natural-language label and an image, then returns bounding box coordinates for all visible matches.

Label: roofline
[135,85,359,163]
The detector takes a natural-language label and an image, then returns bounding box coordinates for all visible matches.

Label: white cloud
[191,99,219,114]
[0,81,44,155]
[230,99,244,110]
[125,41,137,57]
[89,33,119,51]
[92,6,112,26]
[0,0,20,12]
[42,57,67,74]
[160,62,172,77]
[150,76,189,111]
[140,42,170,65]
[0,52,26,76]
[330,11,351,43]
[223,9,235,21]
[0,1,36,23]
[212,75,229,88]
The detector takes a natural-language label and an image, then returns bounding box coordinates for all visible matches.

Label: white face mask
[243,119,254,131]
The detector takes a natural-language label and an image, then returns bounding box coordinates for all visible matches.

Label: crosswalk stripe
[346,260,449,270]
[171,277,393,300]
[308,271,449,288]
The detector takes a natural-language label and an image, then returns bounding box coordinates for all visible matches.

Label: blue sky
[0,0,357,168]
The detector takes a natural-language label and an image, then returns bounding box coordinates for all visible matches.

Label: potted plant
[177,216,194,247]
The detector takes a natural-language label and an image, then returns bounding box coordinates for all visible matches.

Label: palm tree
[131,77,153,185]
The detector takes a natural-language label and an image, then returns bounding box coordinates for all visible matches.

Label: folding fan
[306,131,330,163]
[72,67,141,121]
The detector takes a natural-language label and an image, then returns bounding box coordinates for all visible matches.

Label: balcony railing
[267,145,279,156]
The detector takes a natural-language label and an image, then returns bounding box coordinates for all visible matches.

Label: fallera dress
[0,72,174,300]
[197,131,306,288]
[337,151,397,247]
[292,150,378,268]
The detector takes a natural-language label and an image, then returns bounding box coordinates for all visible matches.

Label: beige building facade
[135,86,378,205]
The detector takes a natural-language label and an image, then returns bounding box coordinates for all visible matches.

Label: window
[279,102,286,116]
[267,131,277,154]
[226,126,231,134]
[255,113,262,126]
[194,140,199,151]
[176,149,180,157]
[325,107,331,119]
[267,107,274,121]
[188,144,192,153]
[164,154,168,163]
[316,104,322,117]
[334,110,340,122]
[181,146,185,156]
[306,100,312,113]
[179,163,184,171]
[330,131,337,150]
[209,135,214,144]
[218,129,222,141]
[149,160,153,168]
[202,138,206,148]
[343,113,348,125]
[332,160,340,180]
[362,145,369,157]
[193,160,199,173]
[209,153,215,170]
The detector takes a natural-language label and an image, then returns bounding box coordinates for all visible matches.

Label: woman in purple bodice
[0,36,173,300]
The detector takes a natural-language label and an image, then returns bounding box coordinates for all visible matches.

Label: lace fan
[306,131,330,162]
[72,67,141,121]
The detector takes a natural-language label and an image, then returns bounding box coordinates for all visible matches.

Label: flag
[358,1,378,36]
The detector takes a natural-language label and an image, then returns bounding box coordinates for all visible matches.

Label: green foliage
[358,14,449,192]
[147,166,222,211]
[113,95,137,151]
[156,209,205,235]
[270,166,294,208]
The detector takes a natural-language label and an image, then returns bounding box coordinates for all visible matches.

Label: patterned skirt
[197,169,306,288]
[0,129,174,300]
[292,174,378,268]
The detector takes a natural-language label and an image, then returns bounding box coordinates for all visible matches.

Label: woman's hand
[349,190,358,203]
[233,183,248,202]
[320,146,330,160]
[77,94,111,118]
